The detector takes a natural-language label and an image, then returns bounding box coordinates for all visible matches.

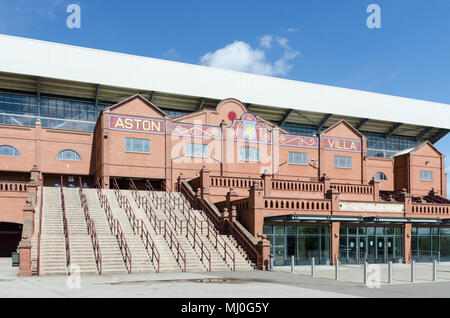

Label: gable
[412,142,443,158]
[321,120,363,140]
[106,95,169,119]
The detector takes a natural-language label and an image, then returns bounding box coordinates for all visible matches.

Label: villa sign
[323,137,361,152]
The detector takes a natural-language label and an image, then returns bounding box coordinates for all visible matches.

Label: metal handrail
[95,178,132,273]
[185,219,211,271]
[227,219,261,269]
[141,196,166,234]
[206,224,236,271]
[36,174,44,275]
[145,180,158,204]
[79,177,102,274]
[140,222,160,272]
[163,224,187,272]
[129,179,141,208]
[60,176,71,272]
[115,220,132,273]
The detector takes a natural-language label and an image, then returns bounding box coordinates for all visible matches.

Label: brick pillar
[257,236,271,271]
[200,166,210,199]
[326,188,340,214]
[221,208,230,233]
[404,223,412,264]
[229,206,237,223]
[321,173,331,195]
[195,188,202,210]
[369,178,380,202]
[331,221,340,265]
[165,119,173,191]
[177,173,186,192]
[226,188,238,210]
[18,201,34,277]
[262,171,272,197]
[248,183,264,237]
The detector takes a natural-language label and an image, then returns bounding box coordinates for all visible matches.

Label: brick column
[177,173,186,192]
[165,119,173,191]
[221,208,230,233]
[247,184,265,237]
[369,178,380,202]
[321,173,331,196]
[257,236,271,271]
[226,188,238,210]
[403,223,412,264]
[326,188,341,214]
[262,171,272,197]
[200,166,210,199]
[18,201,34,277]
[331,221,341,265]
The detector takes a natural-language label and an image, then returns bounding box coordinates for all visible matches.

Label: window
[57,150,81,161]
[185,143,208,158]
[0,145,20,157]
[125,138,150,154]
[334,156,352,169]
[374,172,388,181]
[420,171,433,182]
[289,152,308,165]
[239,147,260,162]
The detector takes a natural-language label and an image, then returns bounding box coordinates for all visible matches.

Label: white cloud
[287,27,299,32]
[259,35,273,49]
[163,48,179,59]
[199,37,300,77]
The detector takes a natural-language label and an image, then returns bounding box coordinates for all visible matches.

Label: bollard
[388,261,393,284]
[291,255,295,273]
[311,257,315,277]
[364,262,368,285]
[335,257,339,280]
[269,254,274,272]
[433,260,437,282]
[411,261,415,283]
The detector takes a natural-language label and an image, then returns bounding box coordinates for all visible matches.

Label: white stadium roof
[0,34,448,142]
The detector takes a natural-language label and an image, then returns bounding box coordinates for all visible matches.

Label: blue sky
[0,0,449,194]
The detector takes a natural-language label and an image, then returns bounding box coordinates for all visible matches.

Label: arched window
[0,145,20,157]
[374,172,388,181]
[57,150,82,161]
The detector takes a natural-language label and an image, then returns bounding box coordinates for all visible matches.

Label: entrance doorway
[0,223,22,257]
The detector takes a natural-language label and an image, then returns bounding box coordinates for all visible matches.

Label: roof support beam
[416,126,434,142]
[279,109,294,127]
[356,118,369,130]
[197,98,206,111]
[385,123,402,137]
[317,113,333,131]
[429,129,449,144]
[94,84,100,107]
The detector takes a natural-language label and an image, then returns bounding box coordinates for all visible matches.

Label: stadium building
[0,35,449,276]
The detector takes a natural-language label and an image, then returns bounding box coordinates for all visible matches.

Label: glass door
[287,235,296,264]
[358,237,367,263]
[348,237,357,263]
[386,237,394,261]
[376,237,385,263]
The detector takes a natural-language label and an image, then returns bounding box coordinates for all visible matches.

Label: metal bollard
[335,257,339,280]
[364,262,368,285]
[433,260,437,282]
[311,257,315,277]
[411,261,415,283]
[388,261,393,284]
[291,255,295,273]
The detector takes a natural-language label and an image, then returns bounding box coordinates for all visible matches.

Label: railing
[206,224,236,271]
[227,220,262,269]
[163,224,187,272]
[158,188,187,235]
[113,179,161,272]
[36,175,44,275]
[95,178,132,273]
[272,180,323,192]
[264,198,331,212]
[210,176,263,189]
[0,181,28,192]
[185,219,212,271]
[141,196,166,234]
[181,181,258,269]
[60,176,71,272]
[115,220,132,273]
[411,203,450,215]
[79,177,102,274]
[331,183,373,195]
[140,222,160,272]
[129,179,141,208]
[145,180,159,205]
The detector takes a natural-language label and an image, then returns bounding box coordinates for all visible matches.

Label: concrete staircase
[64,188,99,274]
[122,190,203,272]
[33,187,68,276]
[137,189,254,271]
[104,190,157,273]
